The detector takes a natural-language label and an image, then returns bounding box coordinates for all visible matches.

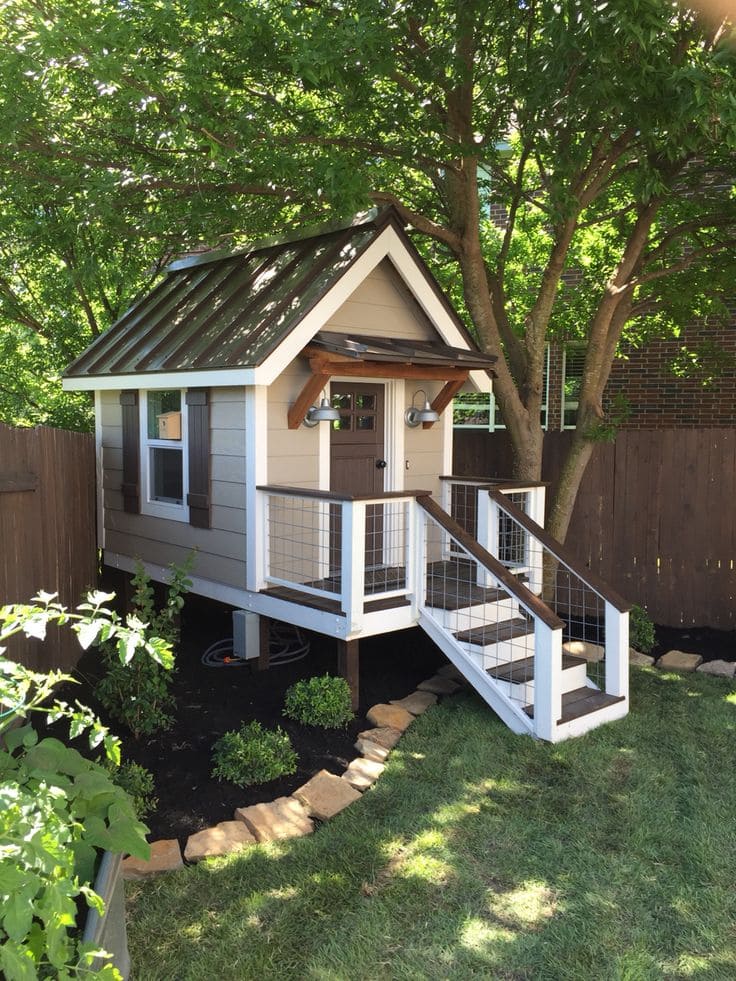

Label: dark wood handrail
[417,496,565,631]
[258,484,433,503]
[440,475,549,489]
[486,489,632,613]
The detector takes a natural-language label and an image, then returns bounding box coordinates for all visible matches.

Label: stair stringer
[418,610,535,736]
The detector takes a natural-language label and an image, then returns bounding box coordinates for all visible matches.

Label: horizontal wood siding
[454,428,736,628]
[100,387,247,589]
[404,381,445,499]
[0,424,96,670]
[325,259,437,341]
[268,359,321,488]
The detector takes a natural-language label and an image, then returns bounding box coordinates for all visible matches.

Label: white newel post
[341,500,366,633]
[526,486,546,596]
[409,499,427,618]
[261,491,270,584]
[605,604,629,699]
[475,489,498,587]
[533,621,562,742]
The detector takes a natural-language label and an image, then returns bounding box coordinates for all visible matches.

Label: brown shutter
[120,390,140,513]
[186,389,210,528]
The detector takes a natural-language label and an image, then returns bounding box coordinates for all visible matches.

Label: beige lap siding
[100,387,247,589]
[404,380,445,500]
[267,359,321,488]
[325,259,436,341]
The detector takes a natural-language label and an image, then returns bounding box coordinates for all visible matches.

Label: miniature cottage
[63,208,629,742]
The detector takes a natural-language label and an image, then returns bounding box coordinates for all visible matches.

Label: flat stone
[234,796,314,843]
[342,757,385,791]
[437,662,465,682]
[355,738,391,763]
[563,640,605,663]
[293,769,361,820]
[390,690,437,716]
[366,703,414,731]
[417,675,462,696]
[629,648,655,667]
[656,649,703,672]
[356,726,403,750]
[122,839,183,879]
[696,659,736,678]
[184,821,256,863]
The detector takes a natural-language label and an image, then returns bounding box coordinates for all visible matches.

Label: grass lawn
[126,667,736,980]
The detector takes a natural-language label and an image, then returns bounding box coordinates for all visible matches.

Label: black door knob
[375,459,387,469]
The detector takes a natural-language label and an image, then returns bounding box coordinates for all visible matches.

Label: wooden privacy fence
[454,428,736,629]
[0,424,97,670]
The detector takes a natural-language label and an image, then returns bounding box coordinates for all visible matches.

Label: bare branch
[368,192,463,252]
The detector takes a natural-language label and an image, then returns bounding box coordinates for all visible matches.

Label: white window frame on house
[453,346,550,431]
[139,388,190,522]
[561,346,586,430]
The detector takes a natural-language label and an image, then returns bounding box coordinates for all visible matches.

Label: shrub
[283,674,354,728]
[107,760,158,819]
[630,604,656,653]
[96,557,192,739]
[211,721,297,787]
[0,591,171,978]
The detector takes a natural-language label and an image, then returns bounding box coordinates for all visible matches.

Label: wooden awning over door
[287,331,497,430]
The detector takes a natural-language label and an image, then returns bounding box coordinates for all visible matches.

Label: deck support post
[338,638,360,710]
[258,615,271,671]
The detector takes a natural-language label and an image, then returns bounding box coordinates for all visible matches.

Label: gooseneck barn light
[303,391,340,427]
[404,389,440,428]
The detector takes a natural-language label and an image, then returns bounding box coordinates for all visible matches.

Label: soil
[50,591,734,850]
[61,594,445,848]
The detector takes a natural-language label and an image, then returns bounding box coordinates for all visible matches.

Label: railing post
[605,604,629,698]
[340,500,366,633]
[525,487,545,596]
[407,498,425,619]
[253,489,267,591]
[475,488,498,587]
[533,621,562,742]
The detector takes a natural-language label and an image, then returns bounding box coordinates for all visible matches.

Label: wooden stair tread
[454,617,532,645]
[487,653,585,684]
[524,687,626,724]
[260,585,409,615]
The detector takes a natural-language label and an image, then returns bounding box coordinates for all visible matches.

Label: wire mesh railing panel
[448,481,479,537]
[497,490,530,568]
[364,500,409,597]
[422,510,538,715]
[492,499,607,693]
[265,494,339,596]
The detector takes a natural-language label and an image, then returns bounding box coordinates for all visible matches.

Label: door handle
[375,459,387,469]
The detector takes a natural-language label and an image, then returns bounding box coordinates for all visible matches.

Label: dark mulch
[653,624,735,664]
[61,594,444,847]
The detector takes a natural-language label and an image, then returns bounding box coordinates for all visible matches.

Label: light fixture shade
[304,396,340,427]
[405,392,440,428]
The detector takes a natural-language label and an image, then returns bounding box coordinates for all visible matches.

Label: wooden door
[330,383,385,569]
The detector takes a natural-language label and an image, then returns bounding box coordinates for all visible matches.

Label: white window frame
[139,388,190,522]
[561,346,586,430]
[453,346,550,431]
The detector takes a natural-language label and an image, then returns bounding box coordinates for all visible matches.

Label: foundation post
[338,638,360,710]
[258,615,271,671]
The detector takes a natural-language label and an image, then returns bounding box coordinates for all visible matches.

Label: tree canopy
[1,0,734,534]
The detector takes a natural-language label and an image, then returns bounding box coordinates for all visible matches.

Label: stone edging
[122,665,464,879]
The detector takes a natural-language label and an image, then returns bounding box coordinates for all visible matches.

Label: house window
[562,347,586,429]
[140,389,189,520]
[453,347,550,431]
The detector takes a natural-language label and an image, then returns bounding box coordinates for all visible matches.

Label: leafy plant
[283,674,354,729]
[630,604,656,654]
[211,721,297,788]
[0,591,172,979]
[106,760,158,820]
[96,557,192,739]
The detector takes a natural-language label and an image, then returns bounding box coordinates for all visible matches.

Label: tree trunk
[546,429,596,544]
[510,420,544,483]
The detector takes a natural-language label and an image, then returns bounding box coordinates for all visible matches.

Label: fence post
[605,604,629,699]
[475,489,497,587]
[533,621,562,742]
[340,500,366,633]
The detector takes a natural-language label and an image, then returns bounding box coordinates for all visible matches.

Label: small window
[140,389,188,520]
[562,347,586,429]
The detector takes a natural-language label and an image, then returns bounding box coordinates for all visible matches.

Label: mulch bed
[62,594,445,847]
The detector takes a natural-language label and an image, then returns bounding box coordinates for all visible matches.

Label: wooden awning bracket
[287,350,469,429]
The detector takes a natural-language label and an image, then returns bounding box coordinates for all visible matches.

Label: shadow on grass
[127,668,736,980]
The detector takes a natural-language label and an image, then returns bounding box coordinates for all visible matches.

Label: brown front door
[330,382,385,568]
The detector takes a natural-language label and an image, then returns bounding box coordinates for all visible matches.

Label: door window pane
[151,447,183,503]
[148,390,182,440]
[355,394,375,410]
[332,414,352,431]
[331,394,352,410]
[356,415,375,430]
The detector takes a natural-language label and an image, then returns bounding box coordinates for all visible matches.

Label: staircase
[416,489,630,743]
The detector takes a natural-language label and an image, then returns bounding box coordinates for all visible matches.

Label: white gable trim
[62,367,256,392]
[253,224,490,392]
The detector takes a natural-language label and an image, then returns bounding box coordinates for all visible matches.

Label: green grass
[127,668,736,980]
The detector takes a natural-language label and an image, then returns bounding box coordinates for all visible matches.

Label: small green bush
[211,721,298,787]
[630,604,656,653]
[107,760,158,819]
[283,674,354,729]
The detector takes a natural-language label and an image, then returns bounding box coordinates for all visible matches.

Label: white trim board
[63,367,257,392]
